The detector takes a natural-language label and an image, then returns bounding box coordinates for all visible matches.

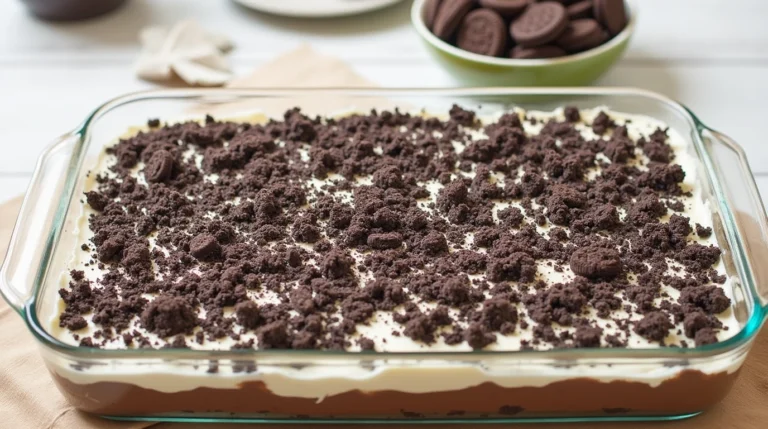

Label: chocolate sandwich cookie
[478,0,529,18]
[457,8,508,57]
[593,0,627,35]
[556,19,609,52]
[145,150,174,183]
[566,0,593,19]
[510,1,568,47]
[569,247,622,279]
[424,0,442,31]
[510,44,566,59]
[432,0,475,40]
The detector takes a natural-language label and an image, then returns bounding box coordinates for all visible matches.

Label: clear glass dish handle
[701,127,768,310]
[0,132,80,314]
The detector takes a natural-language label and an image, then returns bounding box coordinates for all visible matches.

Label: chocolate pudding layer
[53,369,738,418]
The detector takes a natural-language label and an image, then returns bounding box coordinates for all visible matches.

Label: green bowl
[411,0,636,87]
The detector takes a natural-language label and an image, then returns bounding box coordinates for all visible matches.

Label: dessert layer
[51,106,737,353]
[53,369,739,417]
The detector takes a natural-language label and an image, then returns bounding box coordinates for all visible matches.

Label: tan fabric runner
[1,46,766,428]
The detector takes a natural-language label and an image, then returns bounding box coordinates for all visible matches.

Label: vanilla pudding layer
[44,108,743,397]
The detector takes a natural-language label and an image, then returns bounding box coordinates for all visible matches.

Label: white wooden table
[1,0,767,205]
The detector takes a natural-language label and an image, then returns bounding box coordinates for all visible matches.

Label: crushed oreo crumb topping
[60,107,731,351]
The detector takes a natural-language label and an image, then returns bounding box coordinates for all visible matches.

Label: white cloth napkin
[135,20,234,86]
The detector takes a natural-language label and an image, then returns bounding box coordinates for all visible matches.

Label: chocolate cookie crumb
[464,323,496,350]
[634,312,673,342]
[694,327,718,346]
[257,321,290,349]
[322,250,354,279]
[574,325,603,347]
[592,111,614,134]
[564,106,580,123]
[696,224,712,238]
[85,191,108,211]
[235,301,261,330]
[140,296,197,338]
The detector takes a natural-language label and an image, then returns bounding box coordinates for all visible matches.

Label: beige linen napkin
[2,46,768,429]
[136,20,234,86]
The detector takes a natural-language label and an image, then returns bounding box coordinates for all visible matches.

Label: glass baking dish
[2,88,767,424]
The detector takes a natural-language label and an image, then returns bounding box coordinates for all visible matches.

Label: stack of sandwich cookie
[425,0,628,59]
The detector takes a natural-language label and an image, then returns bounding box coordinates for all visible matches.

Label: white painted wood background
[1,0,767,206]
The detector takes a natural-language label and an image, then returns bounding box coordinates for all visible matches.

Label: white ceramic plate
[232,0,405,18]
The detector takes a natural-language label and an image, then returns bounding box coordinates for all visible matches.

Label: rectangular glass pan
[2,88,768,424]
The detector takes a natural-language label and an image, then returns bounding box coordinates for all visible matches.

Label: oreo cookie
[457,8,507,57]
[424,0,442,31]
[593,0,627,35]
[510,45,566,59]
[510,2,569,48]
[556,19,609,52]
[478,0,528,18]
[432,0,475,40]
[569,247,622,279]
[425,0,625,60]
[145,150,174,183]
[566,0,593,19]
